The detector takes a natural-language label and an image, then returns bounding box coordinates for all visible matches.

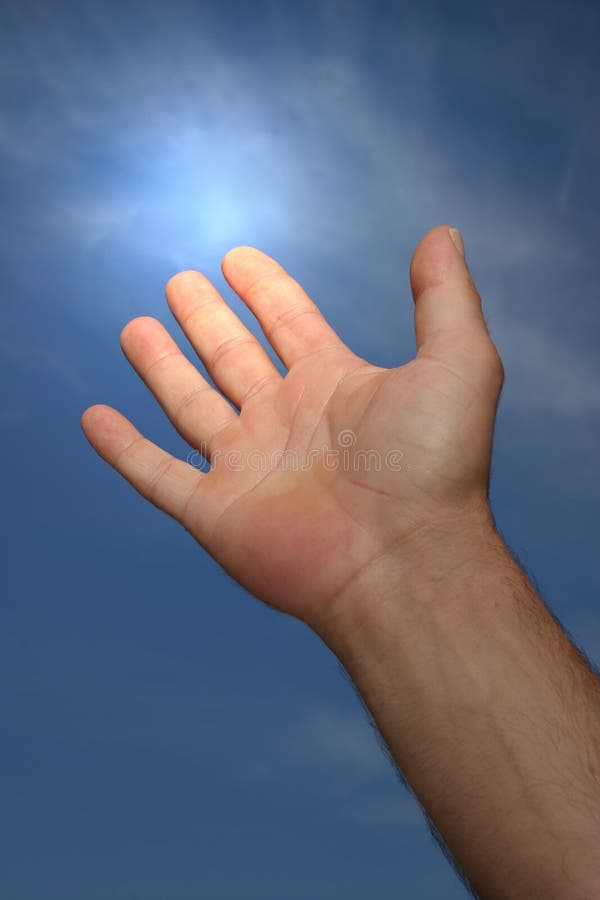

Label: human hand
[82,225,504,635]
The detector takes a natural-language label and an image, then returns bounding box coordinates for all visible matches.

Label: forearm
[319,520,600,899]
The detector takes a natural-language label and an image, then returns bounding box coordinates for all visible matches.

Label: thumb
[409,224,503,386]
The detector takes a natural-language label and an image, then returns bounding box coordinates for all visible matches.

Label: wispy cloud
[493,319,600,418]
[281,705,424,826]
[0,341,91,399]
[1,1,597,429]
[285,707,388,775]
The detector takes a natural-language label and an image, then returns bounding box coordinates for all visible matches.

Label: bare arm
[320,522,600,899]
[82,225,600,898]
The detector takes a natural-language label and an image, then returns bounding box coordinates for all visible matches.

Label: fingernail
[449,227,465,258]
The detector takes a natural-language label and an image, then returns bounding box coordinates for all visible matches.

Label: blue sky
[1,1,599,897]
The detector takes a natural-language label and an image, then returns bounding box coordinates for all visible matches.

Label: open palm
[82,226,503,631]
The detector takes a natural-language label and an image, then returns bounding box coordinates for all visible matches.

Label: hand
[82,225,504,633]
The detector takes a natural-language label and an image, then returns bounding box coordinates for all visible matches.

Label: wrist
[313,499,508,662]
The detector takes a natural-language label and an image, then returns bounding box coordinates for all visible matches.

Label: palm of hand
[82,228,503,629]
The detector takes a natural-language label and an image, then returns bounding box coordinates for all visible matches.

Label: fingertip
[165,269,200,295]
[410,224,462,302]
[80,403,114,441]
[81,402,106,426]
[120,316,157,348]
[120,318,175,369]
[165,270,216,320]
[80,404,138,460]
[221,246,268,278]
[221,244,255,264]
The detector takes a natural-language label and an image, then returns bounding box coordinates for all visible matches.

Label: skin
[82,225,600,899]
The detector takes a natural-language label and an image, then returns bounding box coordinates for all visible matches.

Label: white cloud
[1,3,597,426]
